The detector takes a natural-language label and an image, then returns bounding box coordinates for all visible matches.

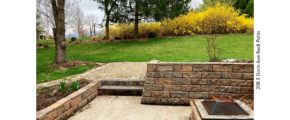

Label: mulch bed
[37,80,89,111]
[49,60,101,71]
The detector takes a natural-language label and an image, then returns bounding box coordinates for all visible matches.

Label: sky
[67,0,203,37]
[79,0,203,25]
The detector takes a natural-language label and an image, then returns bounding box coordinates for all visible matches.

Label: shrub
[71,37,77,42]
[205,35,221,62]
[110,22,162,39]
[108,4,253,38]
[148,32,156,38]
[161,4,253,35]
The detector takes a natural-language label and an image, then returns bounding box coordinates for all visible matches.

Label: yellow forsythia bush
[110,22,162,39]
[162,4,254,35]
[109,4,253,38]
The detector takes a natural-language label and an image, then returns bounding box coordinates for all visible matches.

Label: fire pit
[190,96,253,120]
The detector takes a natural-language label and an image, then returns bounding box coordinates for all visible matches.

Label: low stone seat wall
[141,62,254,105]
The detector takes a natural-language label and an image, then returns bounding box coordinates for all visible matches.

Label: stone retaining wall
[37,82,98,120]
[141,62,254,105]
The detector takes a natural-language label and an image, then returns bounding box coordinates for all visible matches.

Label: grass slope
[37,34,253,83]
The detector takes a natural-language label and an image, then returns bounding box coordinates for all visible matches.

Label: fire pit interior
[202,100,248,115]
[202,96,248,115]
[190,96,254,120]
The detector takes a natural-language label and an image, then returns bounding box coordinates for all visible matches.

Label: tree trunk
[53,0,66,64]
[134,2,139,38]
[104,14,110,40]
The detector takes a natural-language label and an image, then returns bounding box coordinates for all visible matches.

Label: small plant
[205,35,221,62]
[70,81,80,91]
[71,37,77,42]
[148,32,156,38]
[59,81,69,94]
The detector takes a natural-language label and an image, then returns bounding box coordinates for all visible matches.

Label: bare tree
[85,14,98,37]
[72,5,85,38]
[37,0,76,35]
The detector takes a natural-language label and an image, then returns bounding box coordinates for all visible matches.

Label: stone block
[210,79,218,85]
[172,78,191,85]
[151,91,169,98]
[170,91,188,98]
[147,64,157,72]
[231,80,249,87]
[172,72,183,78]
[240,87,253,94]
[47,110,58,119]
[179,98,190,105]
[70,96,81,107]
[221,72,243,79]
[213,64,232,72]
[173,65,183,72]
[157,65,173,72]
[144,84,164,91]
[146,72,155,78]
[155,78,172,85]
[141,97,161,104]
[87,92,97,102]
[191,79,200,84]
[243,73,254,80]
[183,72,201,78]
[81,90,90,99]
[160,98,168,104]
[218,79,231,86]
[202,72,221,79]
[189,92,208,99]
[182,65,193,72]
[63,101,71,111]
[78,99,88,108]
[64,106,78,118]
[173,65,193,72]
[192,64,212,72]
[181,85,201,92]
[154,72,164,78]
[200,85,219,92]
[145,78,154,84]
[164,85,181,91]
[199,79,210,84]
[142,91,152,97]
[164,72,173,78]
[232,64,254,73]
[220,86,240,93]
[168,98,180,105]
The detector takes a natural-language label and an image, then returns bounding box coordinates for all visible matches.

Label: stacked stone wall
[141,62,254,105]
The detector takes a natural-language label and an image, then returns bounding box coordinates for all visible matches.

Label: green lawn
[37,34,253,83]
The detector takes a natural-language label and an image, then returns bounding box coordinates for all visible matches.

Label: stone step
[100,80,144,86]
[98,85,143,96]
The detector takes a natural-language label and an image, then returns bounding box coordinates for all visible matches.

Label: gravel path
[38,62,147,89]
[67,62,147,81]
[68,96,191,120]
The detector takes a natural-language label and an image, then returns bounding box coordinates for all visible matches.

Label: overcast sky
[78,0,203,25]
